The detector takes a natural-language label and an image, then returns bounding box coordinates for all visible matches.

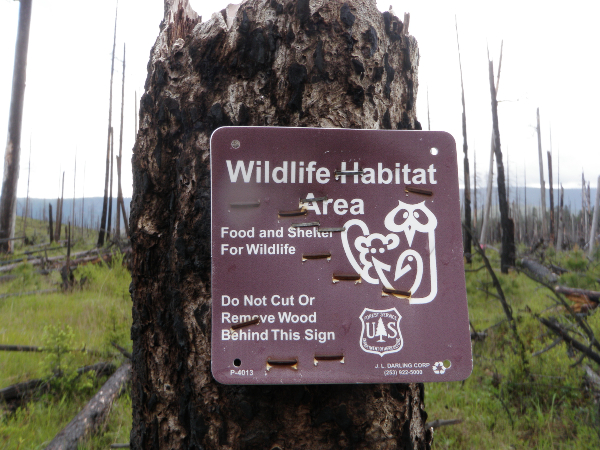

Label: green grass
[426,249,600,449]
[0,240,132,449]
[2,223,600,448]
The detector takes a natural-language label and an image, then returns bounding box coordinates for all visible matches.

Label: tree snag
[455,16,471,263]
[98,5,118,247]
[0,0,33,253]
[130,0,430,448]
[488,56,514,273]
[536,108,548,239]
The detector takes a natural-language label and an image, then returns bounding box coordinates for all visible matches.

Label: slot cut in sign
[210,127,472,384]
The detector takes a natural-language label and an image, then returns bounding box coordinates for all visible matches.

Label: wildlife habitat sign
[210,127,472,384]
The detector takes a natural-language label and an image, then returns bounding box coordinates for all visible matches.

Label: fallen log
[532,338,562,357]
[0,344,101,356]
[0,344,42,352]
[0,274,17,282]
[539,318,600,365]
[471,331,487,341]
[44,362,131,450]
[0,246,131,273]
[0,288,59,300]
[425,419,463,429]
[0,362,115,402]
[521,258,558,283]
[584,365,600,390]
[111,342,132,359]
[0,378,48,402]
[549,264,569,275]
[555,286,600,303]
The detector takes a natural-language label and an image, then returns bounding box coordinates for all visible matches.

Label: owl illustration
[341,200,438,304]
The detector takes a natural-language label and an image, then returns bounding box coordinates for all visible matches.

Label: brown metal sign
[210,127,472,384]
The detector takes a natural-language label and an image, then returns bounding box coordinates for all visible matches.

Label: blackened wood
[0,344,42,352]
[589,175,600,258]
[55,172,65,242]
[98,7,118,247]
[111,341,132,359]
[116,44,126,239]
[0,0,32,253]
[61,223,71,290]
[555,286,600,303]
[44,362,130,450]
[547,150,554,243]
[539,318,600,366]
[455,16,471,262]
[0,362,116,402]
[49,203,54,243]
[130,1,430,448]
[557,185,564,251]
[107,128,114,240]
[72,152,77,229]
[24,139,31,235]
[488,57,515,273]
[536,108,548,238]
[118,195,129,236]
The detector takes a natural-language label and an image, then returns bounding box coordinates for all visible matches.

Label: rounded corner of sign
[211,367,232,385]
[209,126,233,144]
[457,361,474,382]
[436,131,457,151]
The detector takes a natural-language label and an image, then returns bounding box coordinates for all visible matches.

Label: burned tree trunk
[116,44,126,239]
[557,185,564,251]
[536,108,548,239]
[98,7,118,247]
[130,1,430,448]
[488,57,514,273]
[48,203,54,243]
[455,16,471,263]
[547,150,554,244]
[0,0,32,253]
[54,172,65,242]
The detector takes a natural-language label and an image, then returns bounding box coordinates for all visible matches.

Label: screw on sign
[210,127,472,384]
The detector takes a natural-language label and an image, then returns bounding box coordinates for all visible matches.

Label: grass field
[1,217,600,448]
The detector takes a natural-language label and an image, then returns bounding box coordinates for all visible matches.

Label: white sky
[1,0,599,200]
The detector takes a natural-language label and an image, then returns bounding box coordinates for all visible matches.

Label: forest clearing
[0,215,599,448]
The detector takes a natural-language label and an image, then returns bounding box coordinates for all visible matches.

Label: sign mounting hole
[233,358,242,367]
[231,140,241,149]
[430,147,438,155]
[443,359,451,369]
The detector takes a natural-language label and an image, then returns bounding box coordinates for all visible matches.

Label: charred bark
[455,16,471,263]
[488,57,514,273]
[547,150,554,243]
[130,1,429,449]
[48,203,54,243]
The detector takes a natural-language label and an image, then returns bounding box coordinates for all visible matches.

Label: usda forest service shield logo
[359,308,403,356]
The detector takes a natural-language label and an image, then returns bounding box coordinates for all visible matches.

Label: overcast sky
[1,0,598,202]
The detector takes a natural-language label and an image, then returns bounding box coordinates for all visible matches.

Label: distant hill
[16,197,131,229]
[462,187,595,213]
[15,187,596,230]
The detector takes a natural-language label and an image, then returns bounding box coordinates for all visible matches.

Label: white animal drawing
[341,200,438,304]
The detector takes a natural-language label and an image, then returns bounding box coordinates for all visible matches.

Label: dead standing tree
[130,0,430,448]
[536,108,548,239]
[98,5,118,247]
[455,16,471,263]
[488,52,515,273]
[0,0,32,253]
